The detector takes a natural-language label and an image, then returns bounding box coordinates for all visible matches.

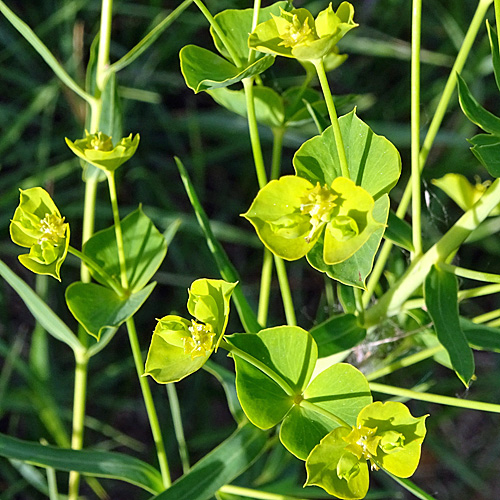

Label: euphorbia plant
[2,0,500,499]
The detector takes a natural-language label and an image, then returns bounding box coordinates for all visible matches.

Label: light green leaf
[281,363,371,460]
[211,2,288,62]
[310,313,366,357]
[226,326,317,429]
[150,423,268,500]
[424,265,475,386]
[305,426,369,500]
[356,401,428,478]
[457,73,500,136]
[487,21,500,93]
[179,45,274,94]
[0,432,163,494]
[83,207,167,293]
[65,282,155,340]
[294,110,401,199]
[0,258,82,354]
[307,194,389,288]
[99,71,123,140]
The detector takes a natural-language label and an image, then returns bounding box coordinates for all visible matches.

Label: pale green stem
[363,0,491,304]
[247,0,261,66]
[68,351,89,500]
[313,58,349,178]
[411,0,422,257]
[46,467,59,500]
[274,256,296,326]
[127,318,171,486]
[219,484,308,500]
[96,0,113,91]
[105,171,129,289]
[495,0,500,55]
[80,177,98,283]
[473,308,500,324]
[300,399,350,428]
[220,339,294,396]
[192,0,242,67]
[68,246,124,297]
[354,287,364,324]
[438,262,500,284]
[257,249,273,327]
[167,383,190,473]
[366,345,442,381]
[243,78,268,188]
[487,317,500,327]
[270,128,285,180]
[364,178,500,326]
[370,382,500,413]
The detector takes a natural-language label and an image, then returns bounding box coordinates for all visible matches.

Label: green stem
[370,382,500,413]
[219,485,308,500]
[473,308,500,324]
[274,256,296,326]
[363,0,491,303]
[313,58,349,178]
[438,262,500,284]
[365,178,500,326]
[270,128,285,180]
[96,0,113,91]
[258,249,273,327]
[68,246,124,297]
[247,0,262,65]
[68,351,89,500]
[220,339,294,396]
[243,78,268,188]
[105,171,129,290]
[126,318,171,486]
[167,383,190,473]
[80,177,98,283]
[411,0,422,257]
[300,399,351,428]
[354,287,364,324]
[494,0,500,61]
[192,0,242,67]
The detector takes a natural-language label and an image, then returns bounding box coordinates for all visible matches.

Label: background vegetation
[1,0,499,498]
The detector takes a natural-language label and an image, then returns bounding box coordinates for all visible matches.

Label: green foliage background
[1,0,500,498]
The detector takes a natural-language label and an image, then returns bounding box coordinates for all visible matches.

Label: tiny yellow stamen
[183,320,215,359]
[38,213,66,245]
[300,183,337,242]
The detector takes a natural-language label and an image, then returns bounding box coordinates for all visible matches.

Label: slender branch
[167,383,190,473]
[411,0,422,257]
[438,262,500,284]
[220,484,308,500]
[274,256,296,326]
[258,249,273,327]
[313,58,349,178]
[370,382,500,413]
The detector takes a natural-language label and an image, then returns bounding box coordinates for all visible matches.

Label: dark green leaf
[66,282,155,340]
[310,313,366,357]
[460,317,500,353]
[0,432,163,494]
[150,423,268,500]
[424,265,474,386]
[337,283,356,314]
[83,207,167,294]
[385,211,414,251]
[468,133,500,177]
[457,74,500,135]
[487,21,500,94]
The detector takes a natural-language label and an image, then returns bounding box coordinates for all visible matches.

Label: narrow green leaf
[150,423,268,500]
[424,265,475,386]
[0,258,83,354]
[0,432,163,494]
[487,21,500,94]
[385,471,438,500]
[66,282,155,340]
[175,157,261,333]
[457,73,500,135]
[0,0,93,104]
[310,313,366,357]
[385,211,414,251]
[109,0,193,74]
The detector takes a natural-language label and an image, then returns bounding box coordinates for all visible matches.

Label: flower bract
[248,2,357,62]
[144,279,237,383]
[305,401,428,499]
[243,175,382,265]
[65,131,140,172]
[10,187,70,281]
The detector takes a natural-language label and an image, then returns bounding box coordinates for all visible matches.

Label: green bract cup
[10,187,70,281]
[144,279,237,383]
[242,175,382,266]
[306,401,428,499]
[248,2,357,62]
[65,131,140,172]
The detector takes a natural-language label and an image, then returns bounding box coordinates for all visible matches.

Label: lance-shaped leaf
[10,187,70,281]
[468,133,500,178]
[66,282,156,341]
[144,279,237,383]
[65,131,139,173]
[424,265,475,387]
[249,2,357,62]
[83,208,167,294]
